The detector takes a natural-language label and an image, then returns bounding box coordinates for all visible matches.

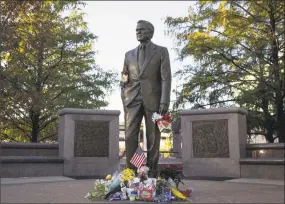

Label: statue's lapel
[140,43,156,76]
[133,46,140,74]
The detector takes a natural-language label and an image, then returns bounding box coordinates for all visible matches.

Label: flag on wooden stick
[130,146,146,168]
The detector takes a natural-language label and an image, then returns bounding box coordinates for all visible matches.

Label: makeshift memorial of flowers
[85,165,193,202]
[152,112,173,133]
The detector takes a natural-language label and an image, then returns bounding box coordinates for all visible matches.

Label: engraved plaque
[192,120,229,158]
[74,121,109,157]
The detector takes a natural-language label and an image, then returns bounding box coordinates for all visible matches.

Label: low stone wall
[0,142,58,156]
[240,158,284,180]
[0,142,61,178]
[1,156,63,178]
[242,143,284,180]
[246,143,285,158]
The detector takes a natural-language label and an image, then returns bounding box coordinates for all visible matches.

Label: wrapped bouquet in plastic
[152,112,173,133]
[104,168,135,199]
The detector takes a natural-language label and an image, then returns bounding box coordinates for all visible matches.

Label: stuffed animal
[137,166,150,181]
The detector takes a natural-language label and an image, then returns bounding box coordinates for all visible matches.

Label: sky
[82,1,196,121]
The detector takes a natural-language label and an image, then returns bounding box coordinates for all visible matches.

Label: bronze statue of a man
[121,20,171,178]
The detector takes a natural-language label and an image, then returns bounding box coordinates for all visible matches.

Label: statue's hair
[137,20,154,34]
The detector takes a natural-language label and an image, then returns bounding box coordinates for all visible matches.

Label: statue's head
[136,20,154,42]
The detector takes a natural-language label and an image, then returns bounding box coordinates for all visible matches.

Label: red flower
[162,114,172,123]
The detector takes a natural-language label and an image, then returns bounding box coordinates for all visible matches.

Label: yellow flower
[120,168,135,182]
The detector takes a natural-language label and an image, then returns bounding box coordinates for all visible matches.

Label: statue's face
[136,23,152,42]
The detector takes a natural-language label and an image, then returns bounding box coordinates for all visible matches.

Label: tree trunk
[30,39,44,143]
[268,0,284,143]
[267,134,275,143]
[277,118,285,143]
[265,120,275,143]
[262,94,274,143]
[278,130,285,143]
[30,109,40,143]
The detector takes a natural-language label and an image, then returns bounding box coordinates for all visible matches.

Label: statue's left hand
[159,103,169,115]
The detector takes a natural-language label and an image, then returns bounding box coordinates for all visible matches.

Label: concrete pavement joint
[1,176,75,185]
[224,178,284,186]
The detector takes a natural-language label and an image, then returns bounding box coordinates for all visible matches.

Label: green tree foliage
[1,0,117,142]
[165,0,284,142]
[1,1,34,118]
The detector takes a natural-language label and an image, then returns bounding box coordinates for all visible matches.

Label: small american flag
[130,146,146,168]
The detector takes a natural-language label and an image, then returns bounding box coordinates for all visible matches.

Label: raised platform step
[0,156,64,178]
[240,158,284,165]
[240,158,284,180]
[120,157,182,171]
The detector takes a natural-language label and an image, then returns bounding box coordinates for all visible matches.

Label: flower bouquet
[152,112,173,133]
[85,179,108,200]
[154,177,172,203]
[121,71,129,83]
[104,168,135,199]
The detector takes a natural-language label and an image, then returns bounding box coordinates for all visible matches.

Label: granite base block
[64,157,120,177]
[241,164,284,180]
[183,158,240,178]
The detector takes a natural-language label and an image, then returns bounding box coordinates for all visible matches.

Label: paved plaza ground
[1,177,284,203]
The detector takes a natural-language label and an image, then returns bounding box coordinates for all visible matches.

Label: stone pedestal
[172,120,182,158]
[58,108,120,177]
[180,108,247,178]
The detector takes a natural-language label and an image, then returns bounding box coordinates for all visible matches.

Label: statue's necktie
[138,44,146,70]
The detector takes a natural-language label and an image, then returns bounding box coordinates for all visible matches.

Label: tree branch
[0,132,17,142]
[205,45,276,91]
[251,1,270,13]
[4,115,31,140]
[38,132,57,142]
[195,99,238,107]
[42,44,66,85]
[233,2,265,22]
[0,2,19,30]
[38,116,58,132]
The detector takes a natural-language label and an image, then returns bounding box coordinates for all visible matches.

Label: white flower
[152,112,162,123]
[137,166,149,174]
[121,74,128,83]
[85,192,91,198]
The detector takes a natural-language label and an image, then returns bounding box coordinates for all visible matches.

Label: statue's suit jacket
[121,42,171,110]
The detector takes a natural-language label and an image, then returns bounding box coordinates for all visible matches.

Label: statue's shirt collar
[139,41,151,50]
